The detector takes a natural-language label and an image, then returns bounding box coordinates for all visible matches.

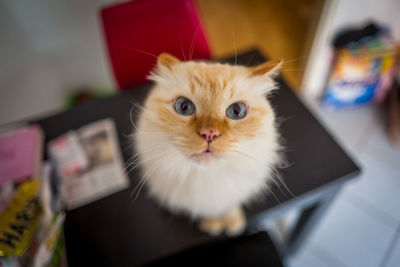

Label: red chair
[100,0,211,90]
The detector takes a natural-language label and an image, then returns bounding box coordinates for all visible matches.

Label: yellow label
[0,179,41,257]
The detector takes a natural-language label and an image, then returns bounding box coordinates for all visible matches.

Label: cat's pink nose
[199,129,220,143]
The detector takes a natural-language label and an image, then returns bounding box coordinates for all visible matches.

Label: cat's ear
[157,53,181,70]
[246,59,282,95]
[248,59,283,78]
[148,53,181,83]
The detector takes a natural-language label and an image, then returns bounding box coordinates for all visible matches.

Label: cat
[134,53,282,235]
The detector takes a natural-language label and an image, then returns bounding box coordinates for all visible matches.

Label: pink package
[0,125,42,186]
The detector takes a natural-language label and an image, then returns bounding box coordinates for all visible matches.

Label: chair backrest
[100,0,211,90]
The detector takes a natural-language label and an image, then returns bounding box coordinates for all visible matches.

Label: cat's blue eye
[226,102,247,119]
[174,97,195,116]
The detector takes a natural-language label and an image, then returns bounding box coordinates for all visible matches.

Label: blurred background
[1,0,399,124]
[1,0,400,266]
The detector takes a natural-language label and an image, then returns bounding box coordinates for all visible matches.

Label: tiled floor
[286,98,400,267]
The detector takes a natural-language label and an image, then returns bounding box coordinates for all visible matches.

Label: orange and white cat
[134,53,282,235]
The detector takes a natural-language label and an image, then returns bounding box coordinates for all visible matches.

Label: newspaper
[49,119,129,210]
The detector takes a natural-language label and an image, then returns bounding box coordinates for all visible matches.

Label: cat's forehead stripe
[187,64,238,97]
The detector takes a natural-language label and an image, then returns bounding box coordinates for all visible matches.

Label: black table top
[33,49,360,266]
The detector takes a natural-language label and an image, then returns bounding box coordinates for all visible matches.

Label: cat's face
[142,53,281,163]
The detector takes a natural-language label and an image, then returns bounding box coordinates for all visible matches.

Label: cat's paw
[199,206,246,236]
[225,209,246,236]
[200,217,224,236]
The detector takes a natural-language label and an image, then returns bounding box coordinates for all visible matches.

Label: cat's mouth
[190,148,219,162]
[183,138,226,163]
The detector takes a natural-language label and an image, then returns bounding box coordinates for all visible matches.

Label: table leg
[284,185,342,256]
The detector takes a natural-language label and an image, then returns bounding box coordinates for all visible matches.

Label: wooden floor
[196,0,323,91]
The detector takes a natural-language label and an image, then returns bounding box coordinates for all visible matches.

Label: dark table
[34,49,360,266]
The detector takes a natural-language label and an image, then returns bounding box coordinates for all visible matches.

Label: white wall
[0,0,115,125]
[302,0,400,99]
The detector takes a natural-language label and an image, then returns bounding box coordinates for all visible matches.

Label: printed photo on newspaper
[49,119,129,210]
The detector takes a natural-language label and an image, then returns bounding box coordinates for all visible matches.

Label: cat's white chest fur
[135,119,279,218]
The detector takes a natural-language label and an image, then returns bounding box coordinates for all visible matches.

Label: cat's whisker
[179,35,187,61]
[126,144,170,163]
[129,103,142,133]
[130,150,180,203]
[125,148,174,176]
[240,54,309,81]
[189,24,200,60]
[131,179,146,203]
[279,55,308,64]
[124,152,141,165]
[265,166,294,199]
[129,102,172,128]
[129,176,146,200]
[130,101,148,112]
[125,162,145,177]
[121,141,136,153]
[129,101,157,121]
[248,55,307,70]
[231,26,237,66]
[281,68,305,72]
[236,64,280,84]
[127,149,176,200]
[124,153,147,170]
[118,45,158,59]
[121,154,145,177]
[270,178,286,195]
[277,160,294,169]
[264,183,281,203]
[271,166,296,198]
[245,63,275,77]
[129,146,175,166]
[128,101,165,137]
[234,150,296,198]
[118,46,174,69]
[241,62,284,82]
[275,115,295,125]
[129,157,160,200]
[130,167,157,204]
[135,152,175,196]
[245,53,256,66]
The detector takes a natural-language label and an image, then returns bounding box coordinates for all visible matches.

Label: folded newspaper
[49,119,129,210]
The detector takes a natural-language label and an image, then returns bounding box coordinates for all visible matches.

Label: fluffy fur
[134,53,282,235]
